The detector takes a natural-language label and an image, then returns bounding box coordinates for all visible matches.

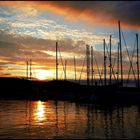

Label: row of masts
[55,21,139,87]
[24,21,139,87]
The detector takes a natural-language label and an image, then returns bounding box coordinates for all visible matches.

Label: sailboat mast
[136,33,139,87]
[86,45,90,86]
[91,46,94,86]
[30,59,32,80]
[74,56,77,82]
[64,60,67,80]
[26,61,28,79]
[117,42,120,83]
[109,35,112,85]
[56,42,58,80]
[104,39,106,86]
[118,21,123,86]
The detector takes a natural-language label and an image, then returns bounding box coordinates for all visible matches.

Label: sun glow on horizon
[35,69,53,80]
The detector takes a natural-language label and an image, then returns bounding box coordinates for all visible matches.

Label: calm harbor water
[0,100,140,139]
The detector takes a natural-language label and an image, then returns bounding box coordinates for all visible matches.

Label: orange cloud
[0,1,140,30]
[24,1,140,30]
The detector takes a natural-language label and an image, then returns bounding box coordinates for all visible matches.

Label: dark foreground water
[0,100,140,139]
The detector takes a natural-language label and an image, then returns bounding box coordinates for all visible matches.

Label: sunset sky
[0,1,140,80]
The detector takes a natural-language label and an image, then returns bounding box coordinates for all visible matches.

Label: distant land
[0,77,140,105]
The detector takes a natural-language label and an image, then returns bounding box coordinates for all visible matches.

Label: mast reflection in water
[0,100,140,139]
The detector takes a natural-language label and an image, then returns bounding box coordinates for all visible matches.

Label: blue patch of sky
[0,7,18,30]
[120,29,140,51]
[93,25,117,35]
[0,7,14,18]
[38,11,89,31]
[94,44,103,51]
[0,8,64,39]
[94,24,140,52]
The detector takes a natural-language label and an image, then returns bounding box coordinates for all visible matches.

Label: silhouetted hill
[0,77,40,99]
[0,77,140,104]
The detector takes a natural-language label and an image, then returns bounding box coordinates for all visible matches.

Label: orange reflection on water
[34,100,46,122]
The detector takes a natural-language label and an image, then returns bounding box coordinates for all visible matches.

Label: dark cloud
[0,30,129,67]
[44,1,140,29]
[0,31,87,68]
[1,1,140,28]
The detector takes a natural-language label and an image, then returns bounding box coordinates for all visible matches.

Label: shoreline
[0,77,140,104]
